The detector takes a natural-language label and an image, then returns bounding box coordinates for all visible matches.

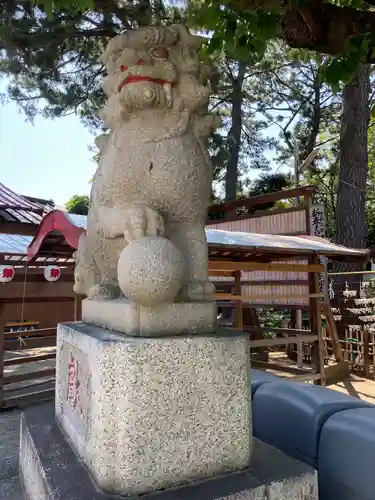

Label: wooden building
[0,182,53,236]
[207,186,325,312]
[25,206,368,385]
[0,183,74,330]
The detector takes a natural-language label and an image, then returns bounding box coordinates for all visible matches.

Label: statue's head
[99,25,214,129]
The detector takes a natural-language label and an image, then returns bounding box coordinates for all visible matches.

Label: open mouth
[118,60,173,92]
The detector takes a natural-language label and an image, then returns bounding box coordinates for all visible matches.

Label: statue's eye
[151,47,169,59]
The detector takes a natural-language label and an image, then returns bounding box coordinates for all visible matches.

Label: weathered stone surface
[55,322,252,496]
[73,25,220,306]
[82,297,217,336]
[20,403,318,500]
[251,439,318,500]
[117,236,185,305]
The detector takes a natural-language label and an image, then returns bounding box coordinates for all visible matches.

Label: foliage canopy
[26,0,375,86]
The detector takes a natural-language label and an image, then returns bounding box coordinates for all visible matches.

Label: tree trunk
[306,75,321,158]
[334,63,370,275]
[225,60,246,202]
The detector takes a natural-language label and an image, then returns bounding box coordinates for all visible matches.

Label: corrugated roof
[206,229,368,258]
[65,215,366,259]
[66,213,88,229]
[0,183,52,225]
[0,234,33,254]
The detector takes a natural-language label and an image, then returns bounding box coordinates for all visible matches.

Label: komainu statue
[74,24,220,315]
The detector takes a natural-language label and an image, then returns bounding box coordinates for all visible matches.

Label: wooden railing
[0,321,57,408]
[0,295,80,409]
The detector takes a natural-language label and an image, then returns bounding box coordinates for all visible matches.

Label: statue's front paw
[124,204,165,242]
[180,281,215,302]
[100,226,120,239]
[87,282,121,301]
[73,282,86,295]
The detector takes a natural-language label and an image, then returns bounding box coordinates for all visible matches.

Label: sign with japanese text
[0,265,15,283]
[44,265,61,282]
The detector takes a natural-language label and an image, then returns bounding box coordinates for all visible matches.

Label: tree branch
[230,0,375,57]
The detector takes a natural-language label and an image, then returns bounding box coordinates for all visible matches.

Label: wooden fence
[325,270,375,379]
[0,296,81,409]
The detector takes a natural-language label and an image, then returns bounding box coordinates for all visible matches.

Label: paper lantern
[44,265,61,282]
[0,265,15,283]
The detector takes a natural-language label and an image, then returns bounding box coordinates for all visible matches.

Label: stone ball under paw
[117,236,185,305]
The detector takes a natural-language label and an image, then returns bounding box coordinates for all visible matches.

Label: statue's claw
[179,281,216,302]
[87,281,121,301]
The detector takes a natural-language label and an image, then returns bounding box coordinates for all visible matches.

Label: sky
[0,83,285,208]
[0,94,97,207]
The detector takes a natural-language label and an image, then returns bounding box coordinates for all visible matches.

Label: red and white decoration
[44,265,61,282]
[0,265,15,283]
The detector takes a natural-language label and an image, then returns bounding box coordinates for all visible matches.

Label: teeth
[163,83,172,108]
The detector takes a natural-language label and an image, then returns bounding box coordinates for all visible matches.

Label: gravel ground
[0,409,23,500]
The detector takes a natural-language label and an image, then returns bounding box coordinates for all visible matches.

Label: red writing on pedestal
[66,352,84,416]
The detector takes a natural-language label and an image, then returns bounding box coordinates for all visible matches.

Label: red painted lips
[118,59,172,92]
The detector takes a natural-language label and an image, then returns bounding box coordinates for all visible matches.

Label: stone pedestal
[81,298,217,336]
[20,403,318,500]
[54,322,252,495]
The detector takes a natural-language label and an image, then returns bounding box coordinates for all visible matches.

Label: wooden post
[234,271,243,330]
[296,339,304,368]
[363,330,370,378]
[0,304,4,407]
[308,256,325,385]
[74,295,82,321]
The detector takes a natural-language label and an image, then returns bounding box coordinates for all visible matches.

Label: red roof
[27,210,85,261]
[0,183,52,225]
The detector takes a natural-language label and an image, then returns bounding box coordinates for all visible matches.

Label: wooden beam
[74,295,82,321]
[208,186,315,214]
[328,270,375,276]
[4,336,56,351]
[245,326,312,336]
[0,281,75,299]
[233,270,243,330]
[3,368,55,386]
[13,268,74,276]
[4,352,56,367]
[291,373,322,383]
[12,274,74,283]
[1,296,74,304]
[250,334,318,348]
[324,362,350,386]
[209,270,235,277]
[209,261,323,273]
[4,328,55,339]
[216,293,320,301]
[321,302,343,362]
[0,221,37,236]
[210,279,309,286]
[251,360,307,375]
[308,255,325,386]
[2,388,54,408]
